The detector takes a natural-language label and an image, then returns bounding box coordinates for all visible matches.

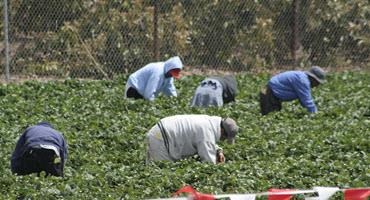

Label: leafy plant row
[0,72,369,199]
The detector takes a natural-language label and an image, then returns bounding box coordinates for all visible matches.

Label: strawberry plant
[0,71,369,199]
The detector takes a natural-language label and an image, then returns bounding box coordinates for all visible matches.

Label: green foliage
[5,1,370,77]
[182,1,257,68]
[0,72,369,199]
[300,0,370,67]
[12,0,83,32]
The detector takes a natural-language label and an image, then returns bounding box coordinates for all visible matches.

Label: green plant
[0,72,369,199]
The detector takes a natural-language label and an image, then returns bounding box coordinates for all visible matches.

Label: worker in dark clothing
[11,122,68,177]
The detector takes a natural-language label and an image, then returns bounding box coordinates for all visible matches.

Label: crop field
[0,71,369,199]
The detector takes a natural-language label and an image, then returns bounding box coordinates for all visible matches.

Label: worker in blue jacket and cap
[260,66,327,115]
[124,56,184,101]
[11,122,68,177]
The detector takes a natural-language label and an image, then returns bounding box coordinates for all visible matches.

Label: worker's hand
[217,150,225,164]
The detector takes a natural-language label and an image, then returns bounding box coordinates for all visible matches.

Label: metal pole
[3,0,10,81]
[153,0,159,61]
[292,0,301,64]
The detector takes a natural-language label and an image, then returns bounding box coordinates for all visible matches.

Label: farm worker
[146,114,239,164]
[260,66,326,115]
[190,75,238,107]
[11,122,68,177]
[124,56,184,101]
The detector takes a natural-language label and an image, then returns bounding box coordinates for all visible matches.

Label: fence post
[3,0,11,81]
[153,0,159,61]
[292,0,302,64]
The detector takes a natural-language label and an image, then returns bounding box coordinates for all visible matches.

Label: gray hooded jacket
[158,115,222,164]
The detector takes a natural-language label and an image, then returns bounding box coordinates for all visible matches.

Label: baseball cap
[221,118,239,144]
[169,68,181,79]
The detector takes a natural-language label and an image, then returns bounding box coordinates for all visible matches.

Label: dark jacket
[11,122,68,172]
[211,76,238,104]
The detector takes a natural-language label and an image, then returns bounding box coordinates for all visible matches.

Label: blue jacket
[125,56,183,101]
[268,71,317,113]
[11,122,68,171]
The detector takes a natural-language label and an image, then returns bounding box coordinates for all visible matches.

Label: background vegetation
[1,0,369,78]
[0,71,369,199]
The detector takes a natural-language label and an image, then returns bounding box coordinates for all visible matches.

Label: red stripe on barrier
[344,188,370,200]
[268,188,295,200]
[173,185,215,200]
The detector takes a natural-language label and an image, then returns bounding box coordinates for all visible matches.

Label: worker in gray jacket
[146,115,239,164]
[191,76,238,107]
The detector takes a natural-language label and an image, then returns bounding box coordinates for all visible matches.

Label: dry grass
[1,65,369,84]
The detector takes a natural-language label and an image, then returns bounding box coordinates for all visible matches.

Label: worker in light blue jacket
[124,56,184,101]
[260,66,326,115]
[11,122,68,177]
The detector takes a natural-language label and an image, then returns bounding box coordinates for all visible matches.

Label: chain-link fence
[1,0,369,81]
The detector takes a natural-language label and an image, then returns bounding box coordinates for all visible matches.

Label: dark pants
[13,148,63,177]
[126,87,144,99]
[260,85,282,115]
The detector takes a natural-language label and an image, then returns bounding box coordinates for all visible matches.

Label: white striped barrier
[147,185,370,200]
